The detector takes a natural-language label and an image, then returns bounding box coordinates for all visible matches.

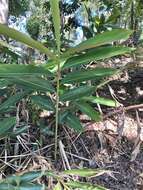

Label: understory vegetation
[0,0,143,189]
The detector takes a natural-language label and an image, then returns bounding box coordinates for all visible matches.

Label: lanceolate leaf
[0,91,29,113]
[60,86,95,102]
[65,113,83,132]
[63,29,132,57]
[63,46,133,69]
[74,101,101,121]
[64,168,107,177]
[31,95,55,111]
[0,64,53,77]
[58,111,69,124]
[82,96,120,107]
[15,171,45,183]
[50,0,61,52]
[62,68,117,84]
[0,79,11,88]
[10,76,55,93]
[0,183,15,190]
[0,117,16,137]
[17,184,45,190]
[0,23,55,59]
[66,181,108,190]
[0,183,45,190]
[5,170,55,185]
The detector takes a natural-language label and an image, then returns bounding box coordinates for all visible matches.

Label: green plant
[0,168,111,189]
[0,1,133,156]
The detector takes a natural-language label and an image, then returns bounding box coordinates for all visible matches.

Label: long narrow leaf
[82,96,120,107]
[0,91,29,113]
[31,95,55,111]
[0,117,16,137]
[64,168,108,177]
[50,0,61,52]
[63,46,133,69]
[62,68,117,84]
[65,113,83,132]
[0,183,15,190]
[60,86,95,102]
[75,101,101,121]
[17,184,45,190]
[63,29,132,57]
[0,23,55,59]
[10,77,55,93]
[66,181,108,190]
[0,64,53,77]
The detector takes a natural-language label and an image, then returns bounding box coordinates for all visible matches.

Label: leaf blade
[50,0,61,52]
[0,64,53,78]
[0,23,55,59]
[62,68,117,84]
[75,101,101,121]
[10,76,55,93]
[63,46,133,69]
[0,91,30,113]
[60,86,95,102]
[63,29,133,57]
[0,117,16,138]
[64,168,106,177]
[31,95,55,111]
[66,181,108,190]
[65,113,83,132]
[82,96,120,107]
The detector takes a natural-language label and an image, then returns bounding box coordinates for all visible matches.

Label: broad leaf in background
[65,113,83,132]
[74,101,101,121]
[0,117,16,138]
[0,64,53,77]
[62,68,117,84]
[49,0,61,52]
[63,46,133,69]
[10,76,55,93]
[0,23,55,59]
[31,95,55,111]
[82,96,120,107]
[60,86,95,102]
[63,29,132,58]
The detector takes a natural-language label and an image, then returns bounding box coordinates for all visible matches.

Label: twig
[59,140,71,170]
[104,104,143,119]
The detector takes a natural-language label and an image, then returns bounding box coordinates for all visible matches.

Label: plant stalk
[55,58,61,160]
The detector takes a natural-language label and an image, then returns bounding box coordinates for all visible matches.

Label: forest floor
[0,57,143,190]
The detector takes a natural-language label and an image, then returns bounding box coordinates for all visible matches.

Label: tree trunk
[0,0,9,24]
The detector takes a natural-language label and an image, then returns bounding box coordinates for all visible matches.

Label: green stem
[55,58,61,160]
